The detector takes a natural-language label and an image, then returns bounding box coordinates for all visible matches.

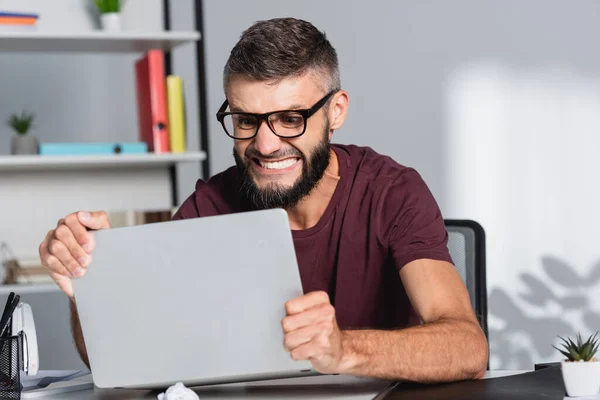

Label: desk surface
[28,374,395,400]
[27,369,570,400]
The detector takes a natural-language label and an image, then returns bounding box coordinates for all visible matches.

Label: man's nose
[253,120,282,156]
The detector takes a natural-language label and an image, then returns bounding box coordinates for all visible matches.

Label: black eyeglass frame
[216,91,336,140]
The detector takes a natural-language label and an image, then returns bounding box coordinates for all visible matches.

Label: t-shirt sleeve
[384,169,453,271]
[171,192,200,221]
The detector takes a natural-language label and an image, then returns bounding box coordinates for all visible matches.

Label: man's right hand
[39,211,112,299]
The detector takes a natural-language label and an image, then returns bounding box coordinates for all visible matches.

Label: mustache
[244,146,303,161]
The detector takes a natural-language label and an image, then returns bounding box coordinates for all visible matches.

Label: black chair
[444,219,488,339]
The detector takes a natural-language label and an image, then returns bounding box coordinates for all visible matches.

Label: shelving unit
[0,4,206,259]
[0,26,203,196]
[0,152,206,171]
[0,283,58,295]
[0,1,209,371]
[0,30,200,53]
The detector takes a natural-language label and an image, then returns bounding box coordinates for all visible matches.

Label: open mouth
[253,157,300,170]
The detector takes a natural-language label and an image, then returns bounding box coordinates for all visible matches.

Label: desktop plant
[94,0,121,32]
[7,111,38,155]
[554,332,600,397]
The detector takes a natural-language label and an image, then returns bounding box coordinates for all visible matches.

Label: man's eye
[278,113,303,127]
[235,116,256,129]
[284,116,300,123]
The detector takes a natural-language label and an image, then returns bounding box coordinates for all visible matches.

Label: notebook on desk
[21,370,92,398]
[72,209,316,389]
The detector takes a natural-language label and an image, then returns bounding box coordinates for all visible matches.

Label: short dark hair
[223,18,340,94]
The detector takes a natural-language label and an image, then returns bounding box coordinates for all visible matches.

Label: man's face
[227,74,332,210]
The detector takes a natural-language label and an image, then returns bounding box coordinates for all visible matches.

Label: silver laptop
[72,208,315,389]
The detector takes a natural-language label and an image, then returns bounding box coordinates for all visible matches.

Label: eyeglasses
[216,91,335,140]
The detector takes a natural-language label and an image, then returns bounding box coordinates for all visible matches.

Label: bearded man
[39,17,488,383]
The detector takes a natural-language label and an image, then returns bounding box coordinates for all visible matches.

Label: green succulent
[94,0,120,13]
[554,332,599,362]
[7,111,35,136]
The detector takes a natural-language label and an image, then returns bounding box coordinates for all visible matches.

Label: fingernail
[79,211,91,221]
[78,257,88,267]
[73,267,86,278]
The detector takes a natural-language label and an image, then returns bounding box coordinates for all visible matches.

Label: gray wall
[202,0,600,369]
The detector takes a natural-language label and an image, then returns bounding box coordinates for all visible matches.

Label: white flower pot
[100,13,121,32]
[561,360,600,397]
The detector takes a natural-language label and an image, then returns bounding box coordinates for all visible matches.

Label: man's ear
[328,90,349,131]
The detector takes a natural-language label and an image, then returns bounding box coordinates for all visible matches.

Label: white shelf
[0,151,206,172]
[0,30,200,53]
[0,283,59,295]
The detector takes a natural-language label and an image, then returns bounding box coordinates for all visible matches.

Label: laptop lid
[73,208,314,389]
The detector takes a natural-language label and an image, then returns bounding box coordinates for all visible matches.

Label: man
[39,17,488,383]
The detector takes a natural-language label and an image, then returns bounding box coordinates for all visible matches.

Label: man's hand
[39,210,111,299]
[282,291,349,374]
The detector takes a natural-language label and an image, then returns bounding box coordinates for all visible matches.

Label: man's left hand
[281,291,348,374]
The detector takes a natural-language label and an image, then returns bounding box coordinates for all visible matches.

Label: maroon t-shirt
[173,144,452,330]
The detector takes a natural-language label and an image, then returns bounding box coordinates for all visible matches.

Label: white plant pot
[561,360,600,397]
[100,13,121,32]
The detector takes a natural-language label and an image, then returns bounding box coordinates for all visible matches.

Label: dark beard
[234,132,331,210]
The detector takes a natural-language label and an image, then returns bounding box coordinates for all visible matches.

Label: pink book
[135,50,170,153]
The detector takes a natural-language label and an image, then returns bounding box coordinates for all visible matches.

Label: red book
[135,50,170,153]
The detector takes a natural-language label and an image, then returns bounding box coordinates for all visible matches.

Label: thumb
[77,211,112,230]
[51,272,74,299]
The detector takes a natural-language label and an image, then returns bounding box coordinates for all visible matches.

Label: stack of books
[0,11,39,31]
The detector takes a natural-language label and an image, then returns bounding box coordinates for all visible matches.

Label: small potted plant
[7,111,38,155]
[94,0,121,32]
[554,332,600,397]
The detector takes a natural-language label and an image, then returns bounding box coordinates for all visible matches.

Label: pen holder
[0,336,20,399]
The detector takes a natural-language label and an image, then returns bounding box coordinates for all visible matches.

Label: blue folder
[39,143,148,156]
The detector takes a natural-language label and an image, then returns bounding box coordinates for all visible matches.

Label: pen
[0,293,20,338]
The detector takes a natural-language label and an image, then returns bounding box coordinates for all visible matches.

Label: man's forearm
[69,299,90,369]
[339,318,488,383]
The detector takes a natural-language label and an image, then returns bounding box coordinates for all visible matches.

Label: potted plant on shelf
[94,0,121,32]
[554,332,600,397]
[7,111,38,155]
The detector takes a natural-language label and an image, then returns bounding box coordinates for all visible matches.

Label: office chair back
[445,219,488,338]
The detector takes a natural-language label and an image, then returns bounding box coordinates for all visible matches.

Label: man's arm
[340,259,487,382]
[69,299,90,369]
[282,259,488,383]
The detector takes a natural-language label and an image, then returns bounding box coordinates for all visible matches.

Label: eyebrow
[229,103,307,113]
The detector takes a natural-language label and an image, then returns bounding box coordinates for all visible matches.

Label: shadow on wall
[489,257,600,369]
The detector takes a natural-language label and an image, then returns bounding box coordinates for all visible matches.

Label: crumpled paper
[157,382,199,400]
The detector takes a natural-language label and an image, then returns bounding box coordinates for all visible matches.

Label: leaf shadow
[541,256,582,289]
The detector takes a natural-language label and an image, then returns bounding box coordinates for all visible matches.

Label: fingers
[77,210,112,232]
[289,338,328,361]
[282,303,335,333]
[285,291,330,315]
[284,322,331,351]
[39,210,111,298]
[50,272,74,299]
[40,234,76,300]
[64,213,94,254]
[39,242,71,277]
[45,235,82,278]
